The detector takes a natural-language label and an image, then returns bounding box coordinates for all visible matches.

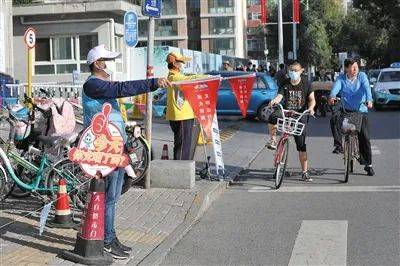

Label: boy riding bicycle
[266,61,316,182]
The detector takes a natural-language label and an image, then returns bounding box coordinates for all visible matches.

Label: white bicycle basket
[277,117,305,136]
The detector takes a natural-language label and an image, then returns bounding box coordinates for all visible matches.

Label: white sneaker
[266,139,277,150]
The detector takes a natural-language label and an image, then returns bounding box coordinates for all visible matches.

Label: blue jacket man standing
[329,58,374,176]
[83,44,171,260]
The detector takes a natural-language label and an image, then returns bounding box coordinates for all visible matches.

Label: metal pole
[278,0,284,64]
[145,17,155,189]
[293,22,297,60]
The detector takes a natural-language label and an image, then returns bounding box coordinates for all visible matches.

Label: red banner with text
[261,0,267,23]
[178,77,221,138]
[293,0,300,23]
[228,74,256,118]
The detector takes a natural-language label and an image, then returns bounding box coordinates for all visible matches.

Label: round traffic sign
[24,27,36,49]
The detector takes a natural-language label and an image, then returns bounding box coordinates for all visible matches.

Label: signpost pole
[27,48,32,99]
[145,16,155,189]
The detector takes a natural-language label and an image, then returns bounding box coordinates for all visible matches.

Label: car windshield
[378,71,400,82]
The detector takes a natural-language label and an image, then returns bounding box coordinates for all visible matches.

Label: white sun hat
[87,44,121,65]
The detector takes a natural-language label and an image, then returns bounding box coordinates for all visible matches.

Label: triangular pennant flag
[228,74,255,118]
[179,77,221,138]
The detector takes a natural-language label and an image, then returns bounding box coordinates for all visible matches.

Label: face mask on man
[288,70,301,81]
[97,61,114,78]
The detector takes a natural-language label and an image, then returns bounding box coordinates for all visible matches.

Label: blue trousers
[104,168,125,244]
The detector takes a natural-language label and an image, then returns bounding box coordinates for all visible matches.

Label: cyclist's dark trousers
[170,119,198,160]
[330,112,342,148]
[358,114,372,165]
[268,110,308,152]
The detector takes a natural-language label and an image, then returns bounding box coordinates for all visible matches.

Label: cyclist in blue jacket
[328,58,374,176]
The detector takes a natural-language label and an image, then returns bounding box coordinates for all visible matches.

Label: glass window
[161,0,177,15]
[80,63,90,73]
[79,35,98,59]
[35,38,51,61]
[155,40,178,46]
[210,38,234,55]
[209,17,234,35]
[139,20,148,37]
[35,65,55,75]
[378,71,400,82]
[52,37,73,60]
[156,19,178,37]
[57,64,76,74]
[208,0,234,13]
[256,76,267,89]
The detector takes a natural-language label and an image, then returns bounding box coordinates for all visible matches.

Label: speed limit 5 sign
[24,27,36,49]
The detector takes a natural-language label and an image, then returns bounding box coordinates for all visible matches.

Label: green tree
[299,16,332,67]
[353,0,400,65]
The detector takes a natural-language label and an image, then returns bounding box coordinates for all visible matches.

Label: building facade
[0,0,14,76]
[198,0,247,58]
[246,0,266,60]
[12,0,248,84]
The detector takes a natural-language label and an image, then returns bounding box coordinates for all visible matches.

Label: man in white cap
[83,44,170,260]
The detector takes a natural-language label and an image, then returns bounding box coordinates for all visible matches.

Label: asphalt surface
[162,110,400,266]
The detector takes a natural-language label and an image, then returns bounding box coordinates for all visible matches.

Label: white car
[373,67,400,110]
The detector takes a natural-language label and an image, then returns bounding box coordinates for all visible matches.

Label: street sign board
[24,27,36,49]
[124,11,138,47]
[142,0,162,17]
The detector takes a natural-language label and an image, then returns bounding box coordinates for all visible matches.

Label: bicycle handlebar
[270,104,314,120]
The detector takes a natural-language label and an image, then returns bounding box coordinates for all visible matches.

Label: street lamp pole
[278,0,284,64]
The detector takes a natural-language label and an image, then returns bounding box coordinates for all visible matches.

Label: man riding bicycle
[328,58,374,176]
[266,61,316,182]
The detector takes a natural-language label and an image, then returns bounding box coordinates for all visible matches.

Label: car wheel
[257,103,271,122]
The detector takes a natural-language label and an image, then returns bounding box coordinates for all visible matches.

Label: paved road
[162,110,400,266]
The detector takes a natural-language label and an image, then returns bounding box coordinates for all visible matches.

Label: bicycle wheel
[273,138,289,189]
[9,152,36,198]
[121,136,150,194]
[343,136,352,183]
[46,158,88,210]
[0,163,12,201]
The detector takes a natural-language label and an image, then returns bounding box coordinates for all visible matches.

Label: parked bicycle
[270,104,313,189]
[0,106,86,206]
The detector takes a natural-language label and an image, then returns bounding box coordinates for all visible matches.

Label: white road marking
[288,220,348,266]
[371,145,381,155]
[247,185,400,193]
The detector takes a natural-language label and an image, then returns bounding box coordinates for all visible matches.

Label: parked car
[206,71,278,121]
[373,66,400,110]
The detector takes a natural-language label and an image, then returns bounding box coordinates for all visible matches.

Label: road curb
[137,180,227,266]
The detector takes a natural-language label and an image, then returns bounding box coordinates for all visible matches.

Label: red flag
[228,74,255,118]
[261,0,267,23]
[179,78,221,138]
[293,0,300,23]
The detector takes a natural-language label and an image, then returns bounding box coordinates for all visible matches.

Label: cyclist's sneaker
[266,139,277,150]
[364,165,375,176]
[115,237,132,253]
[332,146,343,154]
[104,240,129,260]
[301,172,313,182]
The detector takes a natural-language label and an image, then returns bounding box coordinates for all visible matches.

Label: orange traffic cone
[47,178,77,229]
[161,144,169,160]
[62,172,113,264]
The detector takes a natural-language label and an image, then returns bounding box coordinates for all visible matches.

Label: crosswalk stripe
[288,220,348,266]
[247,185,400,193]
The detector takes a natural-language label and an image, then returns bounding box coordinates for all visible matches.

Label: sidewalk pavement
[0,118,267,265]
